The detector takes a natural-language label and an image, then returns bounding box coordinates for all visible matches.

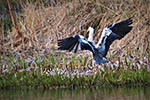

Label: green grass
[0,55,150,89]
[0,68,149,89]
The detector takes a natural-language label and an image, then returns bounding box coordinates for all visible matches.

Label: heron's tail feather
[94,59,108,65]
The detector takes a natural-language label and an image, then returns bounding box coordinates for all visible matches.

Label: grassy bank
[0,55,150,89]
[0,0,150,89]
[1,65,150,89]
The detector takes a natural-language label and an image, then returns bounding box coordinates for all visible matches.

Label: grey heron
[58,18,133,65]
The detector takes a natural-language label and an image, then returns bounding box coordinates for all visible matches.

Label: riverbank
[0,50,150,89]
[1,65,150,89]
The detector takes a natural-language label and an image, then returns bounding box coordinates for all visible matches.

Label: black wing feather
[74,42,79,53]
[108,18,133,39]
[80,42,94,53]
[58,35,95,54]
[58,36,78,50]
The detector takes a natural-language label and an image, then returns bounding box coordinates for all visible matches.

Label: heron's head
[87,27,94,42]
[87,27,94,34]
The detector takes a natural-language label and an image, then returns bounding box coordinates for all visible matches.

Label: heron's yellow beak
[86,28,90,33]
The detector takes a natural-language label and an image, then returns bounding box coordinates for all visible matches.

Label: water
[0,86,150,100]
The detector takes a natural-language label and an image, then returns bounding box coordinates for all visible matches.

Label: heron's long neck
[96,30,105,48]
[88,31,94,42]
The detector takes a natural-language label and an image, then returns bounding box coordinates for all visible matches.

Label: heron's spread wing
[58,35,95,54]
[99,18,133,57]
[58,36,78,51]
[108,18,133,39]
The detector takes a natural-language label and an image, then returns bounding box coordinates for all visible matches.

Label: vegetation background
[0,0,150,89]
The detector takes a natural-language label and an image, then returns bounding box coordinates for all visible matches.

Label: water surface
[0,86,150,100]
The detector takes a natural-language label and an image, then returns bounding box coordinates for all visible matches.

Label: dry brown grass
[1,0,150,67]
